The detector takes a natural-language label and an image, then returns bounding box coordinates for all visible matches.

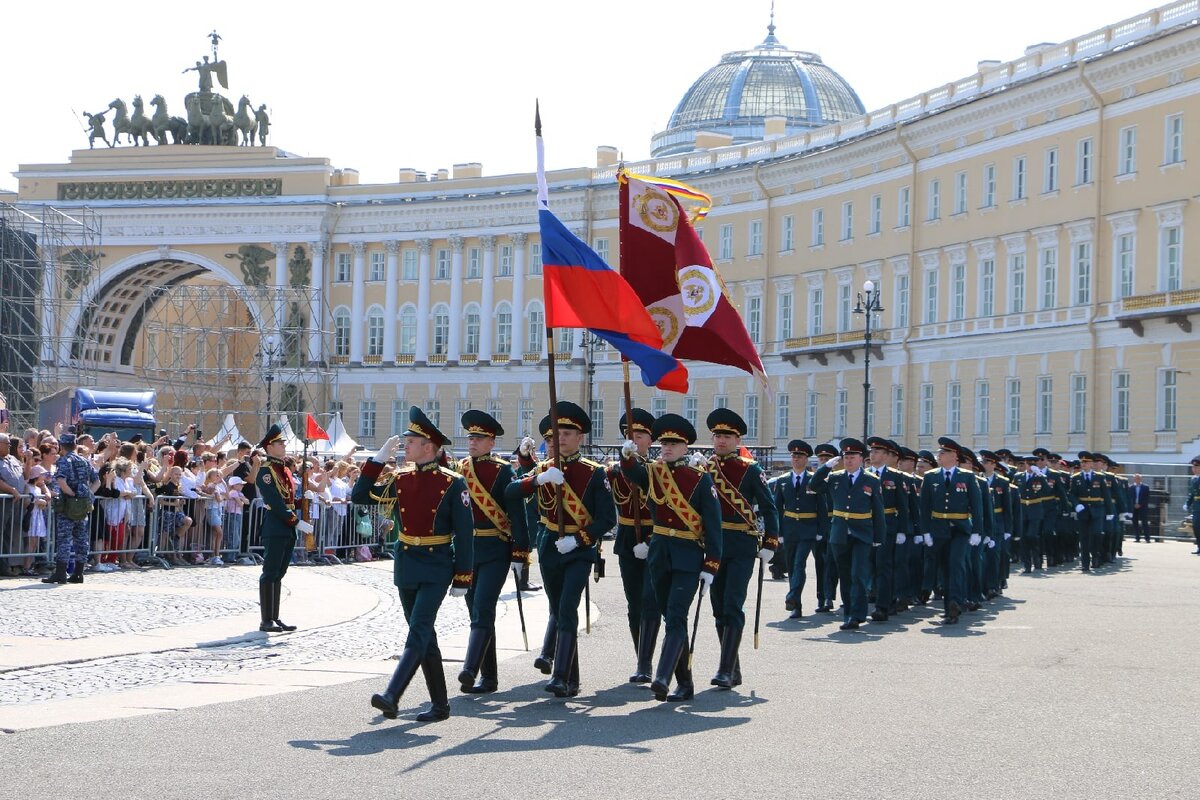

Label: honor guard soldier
[1186,456,1200,554]
[620,414,722,701]
[978,450,1014,597]
[811,438,885,630]
[1017,455,1050,572]
[897,446,926,606]
[912,450,938,603]
[813,442,840,611]
[254,424,309,633]
[703,408,778,687]
[1070,452,1112,572]
[456,410,530,694]
[608,408,659,683]
[506,401,615,698]
[1033,448,1069,566]
[959,448,992,610]
[1098,454,1128,561]
[770,440,828,619]
[918,437,984,625]
[865,437,911,621]
[357,407,474,723]
[519,415,561,674]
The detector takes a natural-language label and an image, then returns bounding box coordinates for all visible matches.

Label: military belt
[883,508,899,515]
[833,510,873,520]
[932,512,970,520]
[783,510,818,520]
[721,521,755,532]
[1021,497,1051,506]
[1078,497,1104,503]
[618,515,648,526]
[399,533,452,547]
[652,524,702,542]
[540,517,581,535]
[993,508,1004,514]
[473,528,511,541]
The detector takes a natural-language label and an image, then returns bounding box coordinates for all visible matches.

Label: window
[1165,114,1184,164]
[980,259,995,317]
[464,309,480,355]
[778,292,793,340]
[402,249,418,280]
[684,397,698,426]
[527,308,544,354]
[897,187,911,228]
[927,179,941,221]
[808,287,824,335]
[335,252,351,282]
[974,381,990,436]
[651,397,667,419]
[1119,125,1137,175]
[719,224,734,259]
[924,269,939,324]
[1013,156,1027,200]
[369,251,386,282]
[748,220,763,255]
[432,306,450,355]
[696,227,704,242]
[866,388,876,435]
[1044,147,1059,193]
[835,389,848,437]
[435,248,450,280]
[950,263,966,321]
[946,382,961,435]
[366,311,384,356]
[811,210,824,247]
[746,295,762,344]
[495,303,512,355]
[146,332,159,366]
[498,245,513,277]
[518,399,533,438]
[1073,242,1092,305]
[838,284,852,332]
[1077,138,1093,185]
[486,398,503,425]
[891,385,904,437]
[744,395,759,440]
[1160,226,1182,291]
[333,309,351,357]
[359,400,377,440]
[593,238,609,265]
[840,202,853,240]
[1112,371,1130,432]
[781,215,795,251]
[954,171,967,214]
[426,399,441,429]
[714,395,728,410]
[982,164,996,208]
[399,307,416,355]
[1005,379,1021,435]
[216,339,227,371]
[557,328,573,355]
[467,248,482,279]
[1070,374,1087,434]
[805,391,818,438]
[1009,254,1026,313]
[392,400,407,436]
[1117,233,1135,298]
[1036,376,1053,435]
[195,337,206,369]
[775,393,789,439]
[919,384,934,437]
[895,274,910,328]
[1039,247,1058,310]
[869,194,882,234]
[1158,369,1177,431]
[529,243,542,276]
[590,399,605,441]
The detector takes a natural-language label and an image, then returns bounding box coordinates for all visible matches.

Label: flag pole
[616,164,645,547]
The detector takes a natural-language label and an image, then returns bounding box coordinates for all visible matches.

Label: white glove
[374,435,402,462]
[969,533,982,546]
[826,455,842,469]
[816,535,824,541]
[620,439,637,459]
[923,533,933,547]
[1105,514,1113,521]
[987,539,997,549]
[295,520,314,535]
[448,586,468,598]
[511,562,525,579]
[983,536,992,546]
[699,571,714,589]
[689,452,709,468]
[632,541,649,560]
[1075,504,1085,513]
[757,548,773,563]
[518,436,535,457]
[1004,532,1012,540]
[1121,512,1132,523]
[536,466,564,486]
[896,533,906,545]
[777,535,785,544]
[555,537,578,555]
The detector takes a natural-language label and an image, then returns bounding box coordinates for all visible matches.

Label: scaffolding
[0,203,103,433]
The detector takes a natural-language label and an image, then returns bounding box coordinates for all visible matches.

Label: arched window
[526,302,544,354]
[366,307,384,357]
[495,302,512,355]
[463,304,481,355]
[399,306,417,355]
[333,308,351,357]
[432,304,450,355]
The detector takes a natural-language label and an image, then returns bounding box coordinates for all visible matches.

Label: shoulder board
[897,470,916,479]
[830,469,846,476]
[865,466,879,475]
[738,456,756,466]
[959,468,976,475]
[861,471,882,483]
[994,474,1011,485]
[395,464,417,475]
[437,466,460,480]
[488,455,510,466]
[579,457,604,470]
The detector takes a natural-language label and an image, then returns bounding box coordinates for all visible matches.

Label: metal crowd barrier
[0,493,52,576]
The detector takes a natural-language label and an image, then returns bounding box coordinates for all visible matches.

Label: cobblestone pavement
[0,564,474,706]
[0,590,257,639]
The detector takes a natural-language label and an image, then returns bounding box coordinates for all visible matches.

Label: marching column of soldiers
[318,400,1145,722]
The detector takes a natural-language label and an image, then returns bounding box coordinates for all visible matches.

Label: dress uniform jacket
[810,465,886,545]
[458,453,530,567]
[770,469,827,544]
[919,467,984,540]
[707,453,779,548]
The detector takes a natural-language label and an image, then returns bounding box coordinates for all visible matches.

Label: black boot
[67,562,85,584]
[272,580,296,631]
[458,627,491,692]
[416,651,450,722]
[650,632,685,701]
[533,618,556,674]
[259,583,282,632]
[370,648,423,719]
[465,630,498,694]
[630,616,660,683]
[711,627,742,689]
[567,647,581,697]
[42,562,68,585]
[544,629,576,698]
[667,644,694,701]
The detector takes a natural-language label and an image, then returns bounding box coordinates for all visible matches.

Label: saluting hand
[374,435,402,463]
[620,440,637,459]
[518,436,536,457]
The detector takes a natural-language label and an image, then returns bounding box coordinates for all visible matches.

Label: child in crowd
[200,468,227,565]
[153,466,193,567]
[20,466,50,576]
[224,475,248,564]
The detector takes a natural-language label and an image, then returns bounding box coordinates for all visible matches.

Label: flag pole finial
[535,100,542,137]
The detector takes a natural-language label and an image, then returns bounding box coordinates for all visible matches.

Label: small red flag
[305,414,330,441]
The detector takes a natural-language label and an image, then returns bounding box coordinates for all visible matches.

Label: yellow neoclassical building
[4,2,1199,464]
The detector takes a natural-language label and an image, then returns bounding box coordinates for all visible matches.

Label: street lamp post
[259,341,281,429]
[853,280,884,443]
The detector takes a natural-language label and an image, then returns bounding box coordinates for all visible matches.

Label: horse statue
[234,95,256,146]
[206,94,236,145]
[128,95,155,146]
[184,93,207,144]
[149,94,188,144]
[107,98,132,145]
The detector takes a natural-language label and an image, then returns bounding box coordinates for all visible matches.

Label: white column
[350,241,366,363]
[415,238,431,363]
[448,235,465,361]
[479,235,496,360]
[509,232,527,361]
[308,241,326,364]
[383,240,400,363]
[272,241,288,346]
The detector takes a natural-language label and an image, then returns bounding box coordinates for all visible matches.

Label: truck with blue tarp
[38,387,157,442]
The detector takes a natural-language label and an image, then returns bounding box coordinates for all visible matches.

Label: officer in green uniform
[607,408,658,683]
[456,410,530,694]
[1186,456,1200,554]
[1069,451,1111,572]
[978,450,1013,597]
[506,401,614,698]
[897,446,926,607]
[703,409,778,686]
[1099,454,1129,561]
[1034,448,1070,566]
[255,424,307,633]
[959,447,992,611]
[770,439,828,619]
[918,437,984,625]
[620,413,721,701]
[814,442,839,612]
[865,436,910,621]
[357,407,474,722]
